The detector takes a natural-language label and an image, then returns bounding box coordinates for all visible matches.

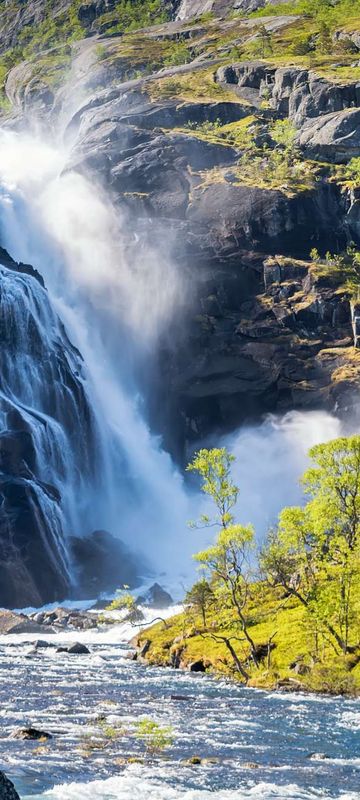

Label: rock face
[1,5,360,602]
[69,531,142,599]
[175,0,289,20]
[0,772,20,800]
[217,61,360,159]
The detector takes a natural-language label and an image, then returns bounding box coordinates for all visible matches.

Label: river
[0,619,359,800]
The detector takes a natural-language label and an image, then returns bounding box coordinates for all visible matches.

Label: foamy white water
[0,619,358,800]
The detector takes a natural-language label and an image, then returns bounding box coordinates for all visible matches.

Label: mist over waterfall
[0,128,196,587]
[0,128,350,602]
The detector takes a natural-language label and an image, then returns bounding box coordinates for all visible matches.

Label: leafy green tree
[185,578,214,627]
[256,24,274,58]
[261,436,360,654]
[187,448,259,677]
[187,448,238,530]
[270,119,298,162]
[317,21,333,54]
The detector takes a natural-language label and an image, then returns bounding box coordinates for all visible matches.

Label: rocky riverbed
[0,608,359,800]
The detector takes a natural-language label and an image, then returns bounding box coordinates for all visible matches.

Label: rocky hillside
[0,0,360,604]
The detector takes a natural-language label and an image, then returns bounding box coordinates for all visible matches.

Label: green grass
[140,581,360,694]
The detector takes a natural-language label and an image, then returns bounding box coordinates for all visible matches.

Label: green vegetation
[142,438,360,695]
[148,67,238,103]
[134,719,174,754]
[189,118,316,195]
[309,246,360,296]
[250,0,360,26]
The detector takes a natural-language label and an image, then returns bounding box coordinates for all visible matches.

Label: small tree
[185,578,214,627]
[187,448,259,678]
[194,525,258,669]
[317,21,333,55]
[256,24,274,58]
[134,719,173,755]
[270,119,298,164]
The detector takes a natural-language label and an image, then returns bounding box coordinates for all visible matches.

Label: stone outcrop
[0,772,20,800]
[136,583,174,608]
[217,61,360,160]
[299,108,360,163]
[0,611,55,635]
[175,0,290,20]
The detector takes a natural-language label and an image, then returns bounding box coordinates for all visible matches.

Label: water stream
[0,621,359,800]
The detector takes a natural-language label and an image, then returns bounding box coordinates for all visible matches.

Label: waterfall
[0,127,347,606]
[0,128,195,597]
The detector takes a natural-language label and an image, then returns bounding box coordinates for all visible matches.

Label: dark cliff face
[0,250,84,607]
[49,43,360,459]
[0,2,360,602]
[0,249,140,607]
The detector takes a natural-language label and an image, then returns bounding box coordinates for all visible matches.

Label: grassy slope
[140,583,360,695]
[1,0,360,104]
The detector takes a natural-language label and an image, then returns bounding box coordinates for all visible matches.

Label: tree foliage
[261,436,360,654]
[188,448,259,678]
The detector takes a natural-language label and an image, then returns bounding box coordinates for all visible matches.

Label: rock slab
[0,772,20,800]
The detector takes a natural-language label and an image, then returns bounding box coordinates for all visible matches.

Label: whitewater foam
[21,769,360,800]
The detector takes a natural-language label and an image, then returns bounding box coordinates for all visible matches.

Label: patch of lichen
[192,155,317,197]
[318,347,360,385]
[139,582,360,695]
[148,66,239,102]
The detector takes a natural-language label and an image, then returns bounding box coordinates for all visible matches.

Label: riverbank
[134,590,360,697]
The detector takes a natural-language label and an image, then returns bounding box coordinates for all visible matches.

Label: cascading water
[0,126,349,606]
[0,128,196,599]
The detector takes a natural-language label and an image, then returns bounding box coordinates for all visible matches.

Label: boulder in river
[56,642,90,654]
[188,660,206,673]
[11,727,52,740]
[0,611,55,635]
[0,771,20,799]
[136,583,173,608]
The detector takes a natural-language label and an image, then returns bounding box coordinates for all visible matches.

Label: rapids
[0,619,359,800]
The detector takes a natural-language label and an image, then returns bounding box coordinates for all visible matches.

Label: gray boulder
[0,611,55,635]
[56,642,90,654]
[136,583,173,608]
[299,108,360,162]
[11,727,52,740]
[0,772,20,800]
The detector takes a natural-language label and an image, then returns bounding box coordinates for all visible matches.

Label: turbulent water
[0,621,359,800]
[0,129,196,582]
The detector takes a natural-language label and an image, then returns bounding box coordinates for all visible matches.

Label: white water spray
[0,129,350,595]
[0,129,192,581]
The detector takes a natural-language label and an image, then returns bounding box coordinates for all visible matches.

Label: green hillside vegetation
[139,437,360,696]
[0,0,359,107]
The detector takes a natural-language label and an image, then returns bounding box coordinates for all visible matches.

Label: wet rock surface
[11,727,52,741]
[0,772,20,800]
